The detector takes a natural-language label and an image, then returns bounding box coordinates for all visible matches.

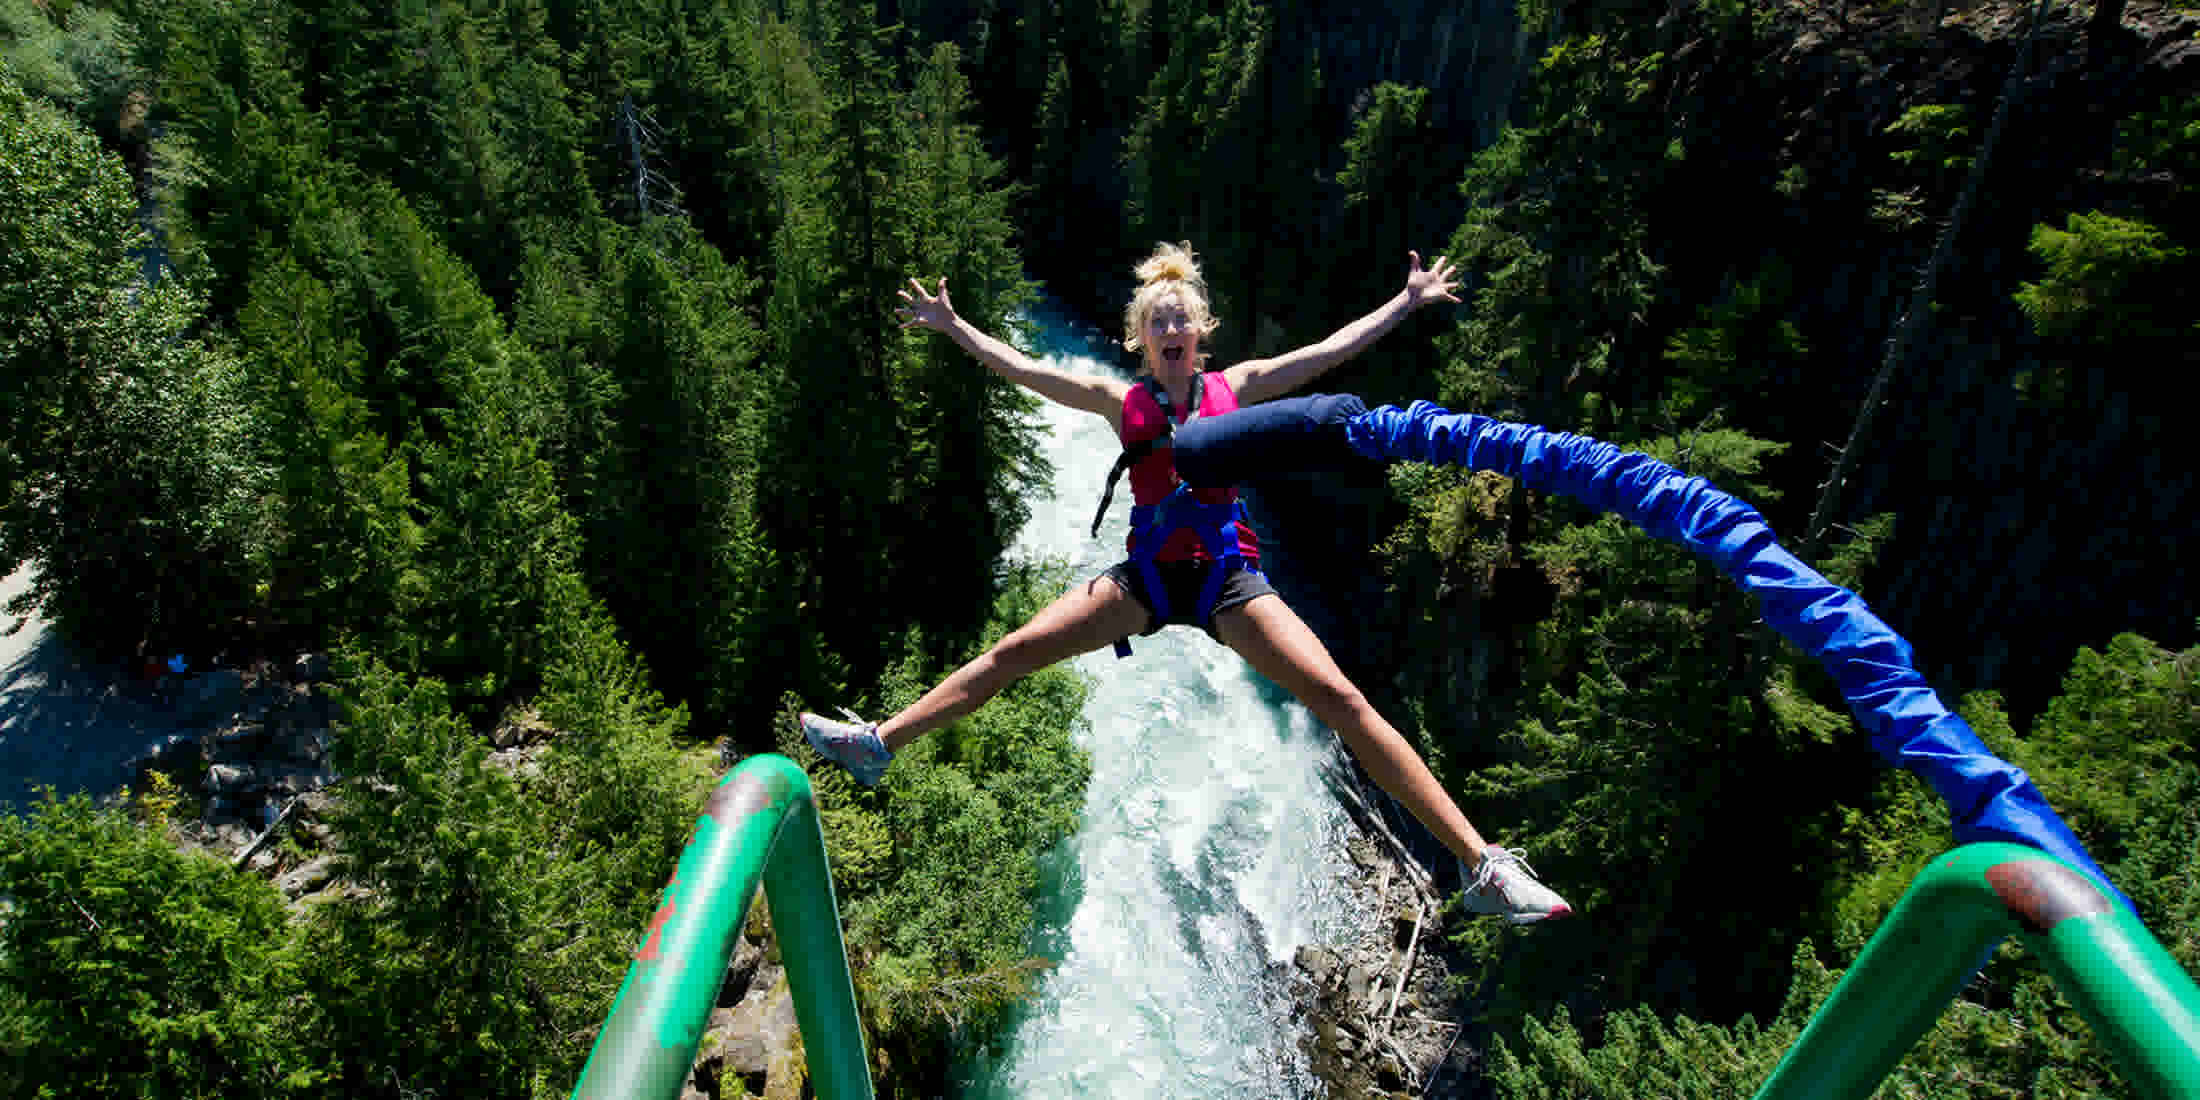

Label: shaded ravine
[0,564,212,815]
[956,313,1363,1099]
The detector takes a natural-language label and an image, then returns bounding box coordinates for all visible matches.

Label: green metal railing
[571,754,874,1100]
[1756,842,2200,1100]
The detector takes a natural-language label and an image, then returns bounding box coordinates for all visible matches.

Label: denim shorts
[1102,559,1276,639]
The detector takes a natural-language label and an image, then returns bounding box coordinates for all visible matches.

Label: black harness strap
[1091,374,1201,538]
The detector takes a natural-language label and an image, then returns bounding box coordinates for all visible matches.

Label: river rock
[276,856,336,899]
[493,708,556,749]
[1296,944,1341,989]
[1343,962,1372,1003]
[261,766,330,799]
[206,722,271,762]
[484,746,544,782]
[180,669,246,717]
[718,934,767,1007]
[704,964,798,1082]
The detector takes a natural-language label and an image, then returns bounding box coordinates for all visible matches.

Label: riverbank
[1293,758,1486,1100]
[2,562,335,825]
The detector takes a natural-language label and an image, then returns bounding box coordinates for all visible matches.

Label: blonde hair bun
[1135,241,1205,288]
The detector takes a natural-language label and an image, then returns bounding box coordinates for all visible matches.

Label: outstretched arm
[897,277,1126,420]
[1220,252,1460,406]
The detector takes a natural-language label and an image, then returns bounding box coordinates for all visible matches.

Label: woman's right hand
[895,276,956,332]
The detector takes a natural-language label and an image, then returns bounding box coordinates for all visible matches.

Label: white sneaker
[1462,846,1573,924]
[798,708,892,787]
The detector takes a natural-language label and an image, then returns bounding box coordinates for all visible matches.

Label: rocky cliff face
[1769,0,2199,715]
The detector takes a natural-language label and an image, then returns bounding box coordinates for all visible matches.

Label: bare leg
[877,574,1150,751]
[1214,593,1491,869]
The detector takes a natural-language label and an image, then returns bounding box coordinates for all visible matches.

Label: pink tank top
[1117,372,1260,564]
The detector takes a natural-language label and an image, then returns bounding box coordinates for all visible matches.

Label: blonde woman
[800,243,1570,923]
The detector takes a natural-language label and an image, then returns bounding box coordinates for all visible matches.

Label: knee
[985,631,1049,680]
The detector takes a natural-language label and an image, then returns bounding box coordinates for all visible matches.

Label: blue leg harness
[1113,484,1259,658]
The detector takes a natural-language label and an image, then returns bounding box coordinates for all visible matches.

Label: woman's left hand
[1403,251,1462,310]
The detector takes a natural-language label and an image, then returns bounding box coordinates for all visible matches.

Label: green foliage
[278,0,590,305]
[0,71,267,651]
[0,62,137,448]
[236,254,421,642]
[0,0,138,136]
[304,655,549,1093]
[1775,162,1809,199]
[531,563,710,928]
[1489,926,2147,1099]
[1338,83,1431,205]
[129,0,317,321]
[0,792,321,1098]
[1431,430,1873,1024]
[1487,943,1828,1098]
[891,42,1047,660]
[1121,0,1326,356]
[734,16,1044,714]
[1815,512,1895,594]
[1327,81,1470,400]
[1868,186,1930,232]
[1445,36,1669,432]
[1661,256,1810,424]
[1827,767,1947,944]
[2111,94,2200,186]
[19,0,2187,1097]
[1990,635,2198,863]
[2014,211,2191,347]
[1374,463,1517,595]
[1489,634,2200,1100]
[1886,103,1975,177]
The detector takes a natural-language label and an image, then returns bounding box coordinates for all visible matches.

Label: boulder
[276,856,336,899]
[493,708,556,749]
[263,767,330,800]
[1343,962,1372,1003]
[484,746,544,782]
[718,934,767,1007]
[293,788,339,820]
[183,669,246,713]
[1295,944,1341,990]
[206,723,272,763]
[713,966,797,1078]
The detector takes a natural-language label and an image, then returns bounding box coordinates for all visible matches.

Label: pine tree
[0,793,317,1098]
[301,655,550,1094]
[891,42,1045,663]
[1,68,266,653]
[580,225,762,723]
[1442,36,1670,436]
[747,0,916,695]
[236,255,421,650]
[1334,81,1471,401]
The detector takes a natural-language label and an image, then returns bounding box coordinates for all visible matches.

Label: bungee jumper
[1165,393,2128,908]
[799,243,1573,924]
[1090,369,1255,658]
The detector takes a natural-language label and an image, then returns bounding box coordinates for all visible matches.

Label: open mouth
[1161,346,1184,362]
